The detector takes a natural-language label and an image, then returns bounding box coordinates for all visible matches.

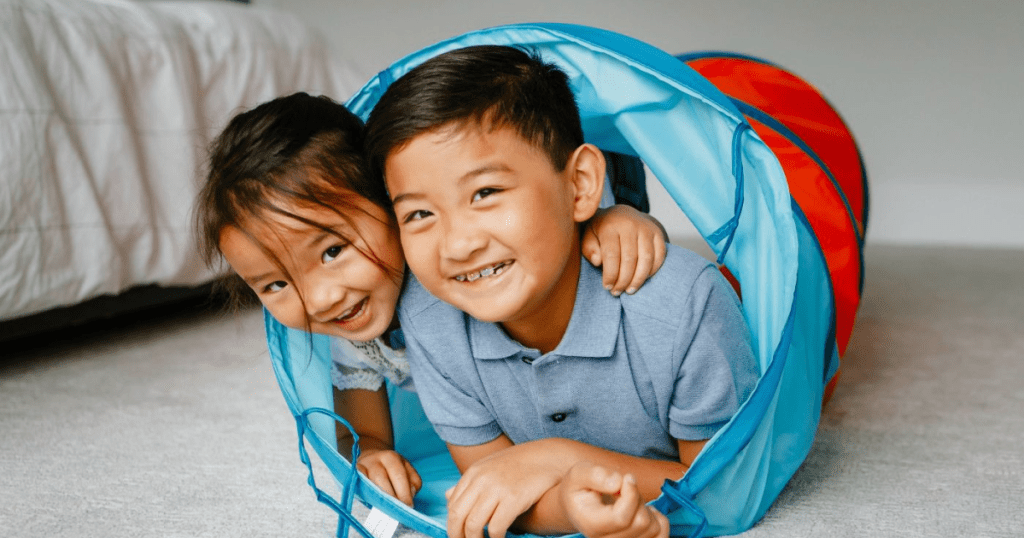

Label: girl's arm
[334,386,422,506]
[582,204,669,296]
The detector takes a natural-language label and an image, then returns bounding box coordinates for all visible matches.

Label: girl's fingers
[405,459,423,495]
[652,232,667,275]
[651,231,667,270]
[626,234,655,294]
[610,233,638,295]
[381,457,414,506]
[360,462,398,500]
[581,227,603,267]
[599,233,623,293]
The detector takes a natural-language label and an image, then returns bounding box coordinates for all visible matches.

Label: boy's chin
[452,300,520,324]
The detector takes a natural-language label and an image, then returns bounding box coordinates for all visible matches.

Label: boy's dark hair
[364,45,585,183]
[194,92,395,310]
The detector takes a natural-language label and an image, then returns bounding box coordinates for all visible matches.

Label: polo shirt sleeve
[398,300,504,447]
[668,265,759,441]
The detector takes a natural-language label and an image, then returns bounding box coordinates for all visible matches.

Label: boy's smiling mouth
[454,260,513,282]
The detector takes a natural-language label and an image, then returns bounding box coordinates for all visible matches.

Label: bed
[0,0,363,339]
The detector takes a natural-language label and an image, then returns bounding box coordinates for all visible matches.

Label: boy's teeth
[456,262,508,282]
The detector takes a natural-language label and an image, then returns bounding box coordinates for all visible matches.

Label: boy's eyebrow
[391,163,511,205]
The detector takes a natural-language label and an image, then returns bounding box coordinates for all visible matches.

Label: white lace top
[330,336,413,392]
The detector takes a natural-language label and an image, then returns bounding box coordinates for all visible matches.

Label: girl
[193,92,667,507]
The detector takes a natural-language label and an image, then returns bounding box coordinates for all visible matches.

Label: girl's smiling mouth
[335,297,368,324]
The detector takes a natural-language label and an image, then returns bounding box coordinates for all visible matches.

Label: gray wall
[255,0,1024,249]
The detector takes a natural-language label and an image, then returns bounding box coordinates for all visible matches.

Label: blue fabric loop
[707,123,750,265]
[296,407,373,538]
[658,480,709,538]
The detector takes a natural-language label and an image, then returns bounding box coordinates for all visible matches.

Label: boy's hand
[582,205,668,296]
[445,444,564,538]
[560,462,670,538]
[357,448,422,507]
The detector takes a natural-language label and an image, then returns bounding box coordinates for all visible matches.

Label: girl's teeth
[338,299,365,321]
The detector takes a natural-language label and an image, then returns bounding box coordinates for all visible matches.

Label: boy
[365,46,758,538]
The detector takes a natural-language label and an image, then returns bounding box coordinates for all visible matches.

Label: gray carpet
[3,245,1023,537]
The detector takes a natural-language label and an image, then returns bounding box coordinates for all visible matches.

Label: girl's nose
[304,274,346,322]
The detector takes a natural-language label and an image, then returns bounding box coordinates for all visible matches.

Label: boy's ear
[567,143,606,223]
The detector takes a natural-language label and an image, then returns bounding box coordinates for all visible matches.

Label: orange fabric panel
[747,117,861,356]
[687,57,867,239]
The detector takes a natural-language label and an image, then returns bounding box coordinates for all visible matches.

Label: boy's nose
[442,217,487,262]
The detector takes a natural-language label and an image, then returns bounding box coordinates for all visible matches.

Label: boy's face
[385,122,588,327]
[218,194,405,342]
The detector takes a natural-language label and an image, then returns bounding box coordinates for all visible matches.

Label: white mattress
[0,0,364,321]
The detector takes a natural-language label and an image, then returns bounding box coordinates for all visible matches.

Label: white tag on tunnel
[364,507,400,538]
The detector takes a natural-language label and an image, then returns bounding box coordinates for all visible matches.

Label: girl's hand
[582,205,668,296]
[357,448,422,507]
[559,462,669,538]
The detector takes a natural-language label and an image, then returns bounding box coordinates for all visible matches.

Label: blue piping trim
[675,50,785,70]
[653,254,799,519]
[659,481,708,538]
[376,69,394,92]
[533,24,745,119]
[293,406,450,538]
[857,151,870,296]
[732,100,867,307]
[296,408,374,538]
[676,51,870,249]
[708,123,749,264]
[732,101,863,248]
[792,202,840,384]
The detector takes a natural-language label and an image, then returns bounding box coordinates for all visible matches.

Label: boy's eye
[403,209,433,224]
[264,281,288,293]
[472,187,501,202]
[322,245,345,263]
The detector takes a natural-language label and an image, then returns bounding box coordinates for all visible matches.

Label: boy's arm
[446,436,705,538]
[334,386,421,506]
[512,438,704,536]
[447,436,573,538]
[559,463,669,538]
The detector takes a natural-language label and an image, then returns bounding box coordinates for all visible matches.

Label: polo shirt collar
[467,257,621,360]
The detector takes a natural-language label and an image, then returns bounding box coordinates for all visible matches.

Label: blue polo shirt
[397,244,759,461]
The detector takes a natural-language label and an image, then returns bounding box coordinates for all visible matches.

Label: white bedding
[0,0,363,322]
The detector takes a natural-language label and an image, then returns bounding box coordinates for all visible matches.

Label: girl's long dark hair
[194,92,399,315]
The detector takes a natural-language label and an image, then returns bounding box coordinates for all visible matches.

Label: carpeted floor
[2,245,1023,537]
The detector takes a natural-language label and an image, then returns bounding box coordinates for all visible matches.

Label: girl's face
[218,194,405,342]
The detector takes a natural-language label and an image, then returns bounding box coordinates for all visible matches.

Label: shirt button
[522,357,534,364]
[551,413,567,422]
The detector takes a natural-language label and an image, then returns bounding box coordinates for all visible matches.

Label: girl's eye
[403,209,433,224]
[472,187,500,202]
[264,281,288,293]
[322,245,345,263]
